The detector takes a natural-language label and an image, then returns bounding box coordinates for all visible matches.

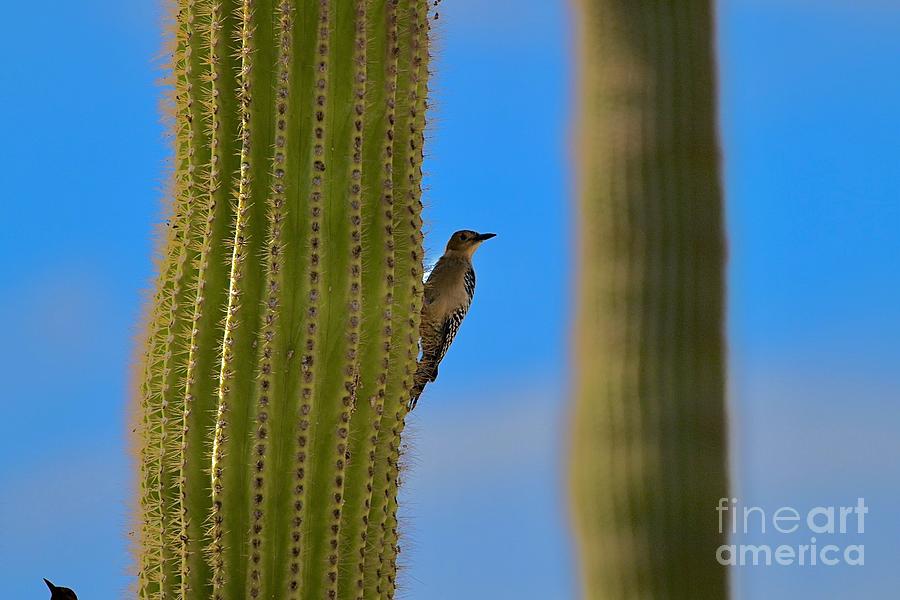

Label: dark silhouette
[43,579,78,600]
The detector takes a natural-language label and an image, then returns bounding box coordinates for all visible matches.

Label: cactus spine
[569,1,729,599]
[135,1,430,598]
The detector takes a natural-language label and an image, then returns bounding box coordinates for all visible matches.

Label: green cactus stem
[568,1,729,598]
[134,1,430,598]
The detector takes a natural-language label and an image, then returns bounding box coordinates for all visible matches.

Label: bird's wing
[409,263,476,409]
[423,263,475,373]
[423,257,448,305]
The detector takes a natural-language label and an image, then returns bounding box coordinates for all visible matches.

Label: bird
[44,579,78,600]
[408,229,495,409]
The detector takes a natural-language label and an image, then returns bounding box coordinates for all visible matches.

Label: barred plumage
[464,266,476,301]
[408,230,495,409]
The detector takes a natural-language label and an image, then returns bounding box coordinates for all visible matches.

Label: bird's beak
[44,579,57,592]
[474,232,496,242]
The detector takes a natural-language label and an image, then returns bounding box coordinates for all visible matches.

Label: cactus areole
[134,1,431,598]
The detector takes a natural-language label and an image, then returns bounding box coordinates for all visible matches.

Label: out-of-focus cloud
[400,380,573,600]
[0,266,111,358]
[0,265,131,497]
[734,366,900,490]
[728,0,899,9]
[0,265,117,414]
[0,442,131,598]
[404,381,561,495]
[730,370,900,599]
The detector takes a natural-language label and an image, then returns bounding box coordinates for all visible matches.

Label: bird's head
[445,230,496,257]
[44,579,78,600]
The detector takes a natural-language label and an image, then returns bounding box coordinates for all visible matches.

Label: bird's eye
[459,234,467,241]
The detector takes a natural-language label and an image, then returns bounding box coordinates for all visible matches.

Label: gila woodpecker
[408,229,496,409]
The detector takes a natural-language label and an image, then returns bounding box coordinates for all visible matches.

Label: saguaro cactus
[569,1,729,598]
[135,1,430,598]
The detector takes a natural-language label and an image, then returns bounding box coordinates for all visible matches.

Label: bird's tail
[407,359,436,410]
[408,386,423,411]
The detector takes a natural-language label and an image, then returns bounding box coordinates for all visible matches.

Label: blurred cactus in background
[568,1,729,598]
[134,0,430,598]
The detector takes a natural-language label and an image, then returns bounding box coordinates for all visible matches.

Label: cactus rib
[210,0,273,597]
[337,0,397,597]
[364,1,429,595]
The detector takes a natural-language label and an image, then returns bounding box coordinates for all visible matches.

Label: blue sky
[720,2,900,597]
[1,0,898,598]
